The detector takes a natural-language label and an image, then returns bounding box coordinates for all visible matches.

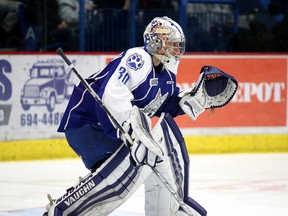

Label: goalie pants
[65,123,122,171]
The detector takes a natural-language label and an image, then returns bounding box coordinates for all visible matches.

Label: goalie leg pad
[46,144,152,216]
[145,173,178,216]
[145,113,207,216]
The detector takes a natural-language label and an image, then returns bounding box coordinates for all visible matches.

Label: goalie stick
[56,47,199,216]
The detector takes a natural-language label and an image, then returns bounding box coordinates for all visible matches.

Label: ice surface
[0,154,287,216]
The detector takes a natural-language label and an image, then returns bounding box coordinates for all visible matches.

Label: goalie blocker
[179,65,238,120]
[43,106,207,216]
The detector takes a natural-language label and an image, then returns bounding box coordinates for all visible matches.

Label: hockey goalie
[43,16,238,216]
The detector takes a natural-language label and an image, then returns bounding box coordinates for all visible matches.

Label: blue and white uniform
[58,47,184,170]
[44,16,211,216]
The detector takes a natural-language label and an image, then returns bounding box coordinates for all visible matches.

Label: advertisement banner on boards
[0,54,106,141]
[0,53,287,141]
[176,55,287,128]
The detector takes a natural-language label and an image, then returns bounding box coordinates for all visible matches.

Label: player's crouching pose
[43,16,237,216]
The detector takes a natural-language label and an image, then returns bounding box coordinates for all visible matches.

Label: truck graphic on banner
[20,59,74,112]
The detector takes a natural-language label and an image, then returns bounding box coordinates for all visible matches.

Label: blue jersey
[58,47,184,141]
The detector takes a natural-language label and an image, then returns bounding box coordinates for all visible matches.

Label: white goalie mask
[143,16,186,74]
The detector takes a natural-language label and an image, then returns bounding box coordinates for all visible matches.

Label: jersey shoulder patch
[125,47,151,71]
[127,53,144,70]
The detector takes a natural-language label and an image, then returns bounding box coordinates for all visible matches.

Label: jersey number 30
[118,66,130,85]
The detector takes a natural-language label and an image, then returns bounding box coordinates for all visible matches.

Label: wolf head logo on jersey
[127,53,144,70]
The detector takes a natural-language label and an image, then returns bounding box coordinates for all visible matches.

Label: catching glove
[179,65,238,120]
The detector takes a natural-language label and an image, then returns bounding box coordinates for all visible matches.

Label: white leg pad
[145,165,180,216]
[46,143,152,216]
[144,113,207,216]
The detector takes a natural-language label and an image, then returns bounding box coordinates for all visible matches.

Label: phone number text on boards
[20,113,64,126]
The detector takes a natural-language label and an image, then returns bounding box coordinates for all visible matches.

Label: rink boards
[1,134,288,161]
[0,53,287,161]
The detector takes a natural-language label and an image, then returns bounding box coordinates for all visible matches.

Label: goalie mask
[143,16,186,74]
